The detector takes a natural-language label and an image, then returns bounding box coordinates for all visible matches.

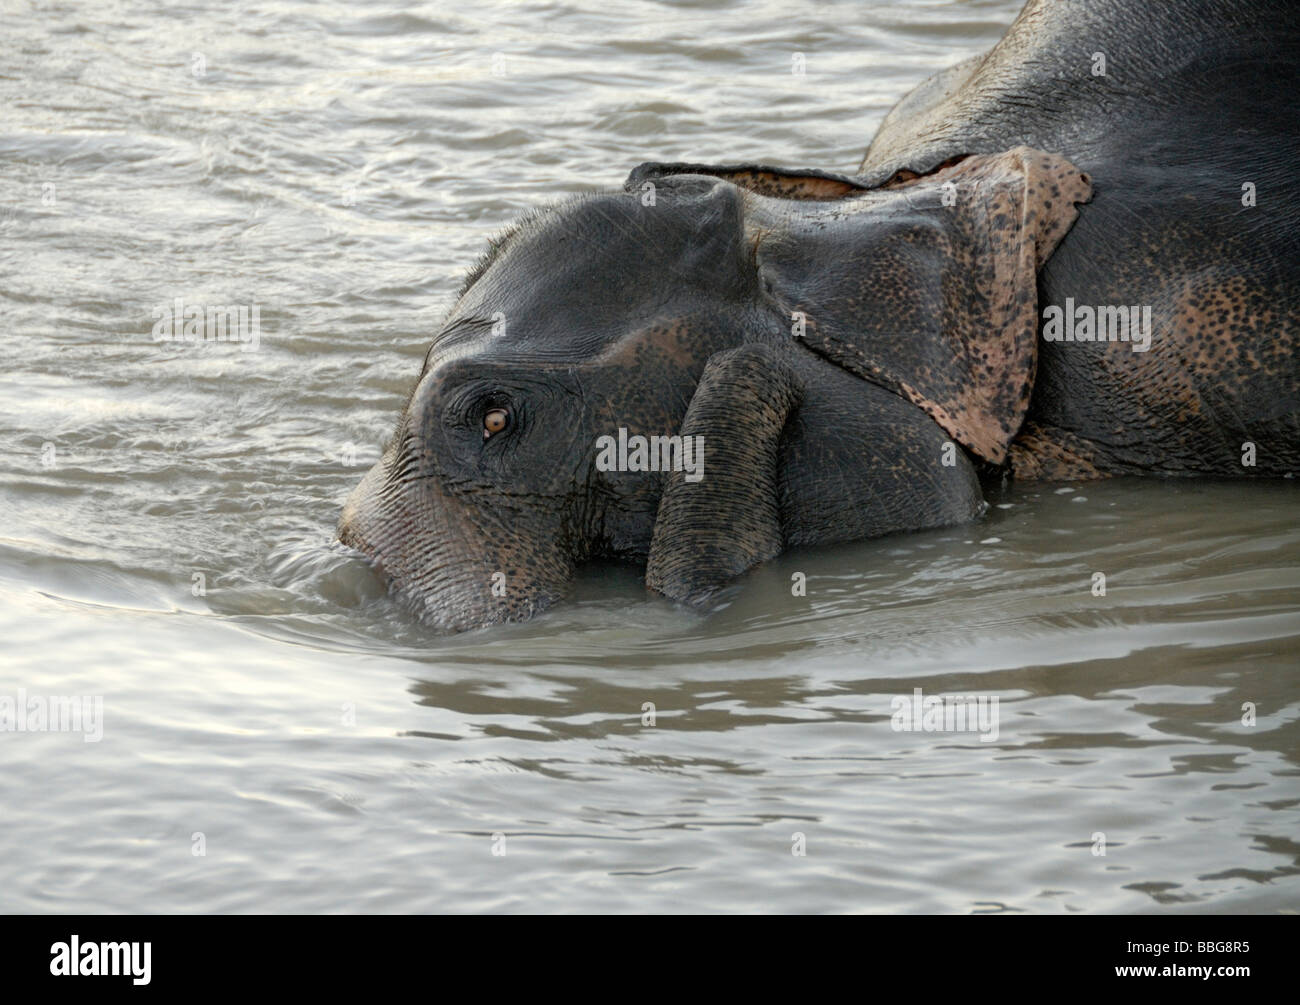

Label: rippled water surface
[2,0,1298,913]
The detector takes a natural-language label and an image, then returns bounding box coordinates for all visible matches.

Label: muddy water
[1,0,1297,913]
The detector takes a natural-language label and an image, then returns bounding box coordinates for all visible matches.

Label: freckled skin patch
[1008,421,1103,481]
[861,0,1300,480]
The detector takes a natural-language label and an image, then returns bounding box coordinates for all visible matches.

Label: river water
[2,0,1298,913]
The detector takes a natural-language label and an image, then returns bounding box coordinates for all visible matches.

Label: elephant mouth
[337,458,571,633]
[338,462,482,632]
[337,523,389,592]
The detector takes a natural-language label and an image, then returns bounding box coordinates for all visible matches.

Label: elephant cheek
[337,460,571,632]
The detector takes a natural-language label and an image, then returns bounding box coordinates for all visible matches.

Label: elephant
[339,0,1299,632]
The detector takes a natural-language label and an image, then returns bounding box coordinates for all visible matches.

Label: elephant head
[338,147,1091,631]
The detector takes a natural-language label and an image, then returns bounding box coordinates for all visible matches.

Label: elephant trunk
[338,453,573,632]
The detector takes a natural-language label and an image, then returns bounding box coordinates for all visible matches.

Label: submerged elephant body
[339,0,1300,631]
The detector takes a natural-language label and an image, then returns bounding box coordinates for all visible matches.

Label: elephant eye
[483,407,510,439]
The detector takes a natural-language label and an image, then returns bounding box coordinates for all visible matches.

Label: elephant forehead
[430,316,724,388]
[448,186,750,327]
[426,311,701,371]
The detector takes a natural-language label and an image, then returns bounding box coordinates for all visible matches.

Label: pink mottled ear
[889,148,1093,461]
[804,147,1092,463]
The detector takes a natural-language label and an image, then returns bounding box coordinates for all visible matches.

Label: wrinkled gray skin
[340,0,1299,632]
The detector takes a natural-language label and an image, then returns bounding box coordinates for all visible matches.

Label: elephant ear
[794,147,1092,463]
[625,148,1090,460]
[625,161,870,200]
